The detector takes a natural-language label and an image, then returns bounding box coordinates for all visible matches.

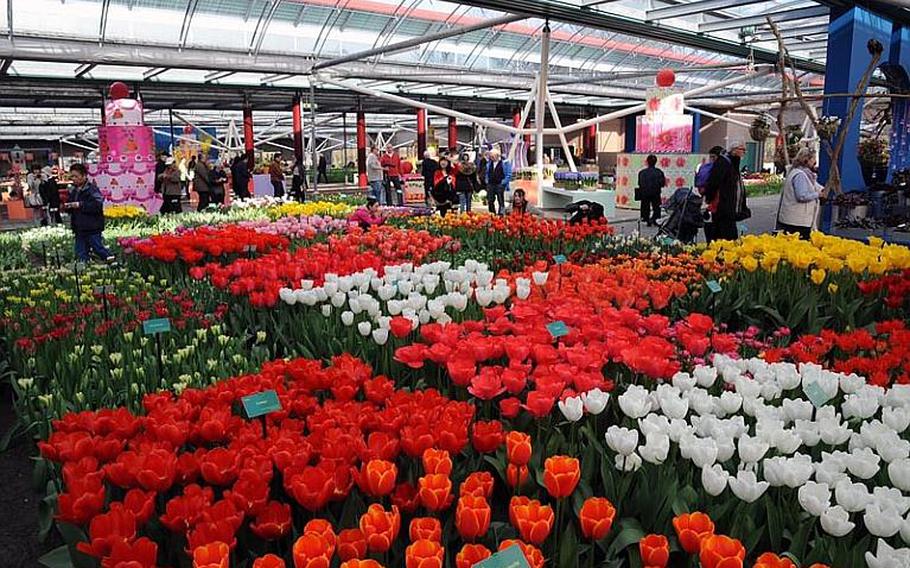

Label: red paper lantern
[109,82,130,100]
[656,68,675,87]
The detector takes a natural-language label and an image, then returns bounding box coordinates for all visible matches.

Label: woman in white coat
[776,147,826,240]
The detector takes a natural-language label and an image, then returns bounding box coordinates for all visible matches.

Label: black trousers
[712,216,739,241]
[272,180,285,198]
[197,192,211,211]
[161,194,182,213]
[640,195,661,224]
[777,221,811,240]
[318,170,328,183]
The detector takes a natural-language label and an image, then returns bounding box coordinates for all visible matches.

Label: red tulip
[456,544,492,568]
[76,504,137,558]
[543,455,581,499]
[471,421,505,453]
[421,449,452,476]
[192,541,229,568]
[337,528,367,561]
[409,517,442,542]
[505,431,532,466]
[455,495,491,541]
[405,539,443,568]
[418,474,453,511]
[292,534,332,568]
[359,504,400,553]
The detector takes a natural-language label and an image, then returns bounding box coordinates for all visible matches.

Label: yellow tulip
[828,283,839,294]
[741,256,759,272]
[810,268,826,285]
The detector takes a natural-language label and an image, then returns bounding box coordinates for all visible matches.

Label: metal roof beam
[753,23,829,41]
[311,13,525,71]
[143,67,168,80]
[647,0,770,21]
[74,63,96,78]
[0,59,10,76]
[699,5,828,33]
[786,39,830,52]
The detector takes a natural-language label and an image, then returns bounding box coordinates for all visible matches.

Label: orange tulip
[304,519,336,556]
[460,471,494,499]
[409,517,442,542]
[498,540,544,568]
[754,553,797,568]
[543,456,580,499]
[418,474,453,511]
[359,504,401,554]
[509,495,530,528]
[340,561,384,568]
[455,495,491,541]
[509,498,554,545]
[193,542,229,568]
[639,534,669,567]
[456,544,492,568]
[405,539,443,568]
[292,534,332,568]
[421,449,452,476]
[578,497,616,541]
[699,535,746,568]
[360,460,397,497]
[672,512,715,554]
[506,432,532,466]
[337,528,367,561]
[506,463,529,489]
[253,554,286,568]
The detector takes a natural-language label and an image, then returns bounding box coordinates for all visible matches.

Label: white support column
[507,79,539,164]
[535,24,551,195]
[545,86,577,172]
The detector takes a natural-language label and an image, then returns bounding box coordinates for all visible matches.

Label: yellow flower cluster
[701,232,910,278]
[104,205,147,219]
[411,212,493,231]
[267,201,355,219]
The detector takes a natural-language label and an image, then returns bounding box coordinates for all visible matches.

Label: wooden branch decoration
[768,17,791,170]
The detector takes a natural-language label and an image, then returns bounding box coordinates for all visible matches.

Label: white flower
[619,385,652,420]
[865,539,910,568]
[843,392,881,421]
[371,328,389,345]
[798,481,831,516]
[738,434,770,464]
[890,459,910,492]
[901,515,910,546]
[715,435,736,463]
[839,372,866,394]
[884,407,910,434]
[671,372,696,392]
[771,362,801,390]
[847,447,881,480]
[581,388,609,415]
[558,396,584,422]
[693,365,717,388]
[341,311,355,326]
[639,432,670,465]
[701,464,728,496]
[865,503,904,538]
[279,287,297,305]
[782,398,813,423]
[718,391,742,415]
[873,487,910,516]
[820,505,855,537]
[833,480,870,514]
[605,426,638,456]
[640,414,670,438]
[773,429,803,455]
[531,271,548,286]
[657,388,689,419]
[614,451,642,472]
[681,435,718,468]
[357,322,372,336]
[321,305,332,317]
[516,285,531,300]
[728,470,769,503]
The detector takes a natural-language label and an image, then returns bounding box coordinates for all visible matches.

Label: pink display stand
[87,98,162,214]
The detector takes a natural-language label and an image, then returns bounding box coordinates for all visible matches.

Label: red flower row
[128,226,289,265]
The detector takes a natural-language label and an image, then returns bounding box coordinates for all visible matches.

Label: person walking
[777,147,825,240]
[366,146,385,204]
[291,156,307,202]
[269,154,285,198]
[63,163,113,262]
[210,161,228,206]
[158,157,182,213]
[485,148,511,215]
[454,153,478,213]
[193,154,212,211]
[25,164,48,225]
[381,145,403,206]
[636,154,666,227]
[40,166,62,224]
[318,154,329,184]
[704,142,748,242]
[420,151,439,206]
[230,156,252,200]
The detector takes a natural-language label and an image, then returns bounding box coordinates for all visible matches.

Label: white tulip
[639,414,670,438]
[794,419,821,447]
[884,407,910,434]
[331,293,347,308]
[684,436,718,468]
[889,459,910,492]
[815,460,848,486]
[878,435,910,464]
[818,416,852,446]
[901,515,910,546]
[865,503,903,538]
[773,429,803,455]
[614,451,642,472]
[771,362,801,390]
[738,434,770,464]
[872,487,910,516]
[531,271,548,286]
[843,392,881,421]
[835,480,872,514]
[558,396,584,422]
[763,457,786,487]
[884,385,910,410]
[701,464,728,496]
[782,398,813,423]
[714,434,736,463]
[357,322,372,336]
[734,376,762,399]
[581,388,609,415]
[865,539,910,568]
[781,454,815,489]
[658,389,689,420]
[605,425,638,456]
[728,470,769,503]
[323,281,339,296]
[686,389,715,416]
[418,309,431,325]
[820,505,855,537]
[839,372,866,394]
[300,279,314,290]
[279,288,296,305]
[640,432,670,465]
[718,391,742,415]
[321,305,332,317]
[370,328,389,345]
[475,288,494,307]
[671,372,696,392]
[693,365,717,388]
[667,418,692,443]
[516,285,531,300]
[619,385,652,420]
[341,311,355,326]
[515,277,531,290]
[797,481,831,517]
[847,447,881,480]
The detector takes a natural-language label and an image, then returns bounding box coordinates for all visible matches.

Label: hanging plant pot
[816,117,840,141]
[749,116,772,141]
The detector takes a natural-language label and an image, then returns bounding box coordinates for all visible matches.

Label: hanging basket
[749,116,772,141]
[816,117,840,141]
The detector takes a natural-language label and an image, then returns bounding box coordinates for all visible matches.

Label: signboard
[142,318,171,335]
[475,545,532,568]
[705,280,723,294]
[241,390,282,419]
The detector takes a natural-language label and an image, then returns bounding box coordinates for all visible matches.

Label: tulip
[417,474,452,511]
[820,505,855,537]
[506,464,529,489]
[337,528,367,561]
[701,465,728,497]
[304,519,336,555]
[578,497,616,541]
[605,425,638,456]
[292,534,332,568]
[193,541,230,568]
[614,451,642,472]
[251,502,293,541]
[865,539,910,568]
[672,512,714,554]
[340,560,384,568]
[558,396,584,422]
[360,460,397,497]
[728,470,769,504]
[890,458,910,492]
[618,384,652,419]
[510,498,554,545]
[753,552,797,568]
[421,449,452,476]
[455,495,491,541]
[640,432,670,465]
[639,534,669,567]
[797,481,831,517]
[699,535,745,568]
[471,421,504,454]
[581,388,609,415]
[359,504,400,553]
[456,544,492,568]
[543,456,580,499]
[405,539,443,568]
[253,555,287,568]
[409,517,442,542]
[499,540,544,568]
[737,434,769,464]
[506,431,532,466]
[865,502,903,537]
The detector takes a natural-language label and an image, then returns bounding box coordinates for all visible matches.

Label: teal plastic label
[547,321,570,338]
[553,254,567,264]
[241,390,282,418]
[804,381,832,408]
[142,318,171,335]
[706,280,722,294]
[474,544,531,568]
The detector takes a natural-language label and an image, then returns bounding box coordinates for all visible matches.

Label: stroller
[655,187,703,244]
[566,200,605,224]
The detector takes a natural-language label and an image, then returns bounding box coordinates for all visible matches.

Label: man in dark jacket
[231,155,252,199]
[637,154,666,226]
[64,163,113,262]
[420,151,439,206]
[703,142,747,242]
[193,154,212,211]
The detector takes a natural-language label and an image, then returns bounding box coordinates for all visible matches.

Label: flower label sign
[553,254,568,265]
[474,544,531,568]
[243,244,258,253]
[241,390,282,419]
[706,280,722,294]
[547,321,570,338]
[804,380,832,408]
[92,285,114,294]
[142,318,171,335]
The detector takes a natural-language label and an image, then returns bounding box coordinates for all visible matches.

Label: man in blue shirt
[64,163,113,262]
[485,148,511,215]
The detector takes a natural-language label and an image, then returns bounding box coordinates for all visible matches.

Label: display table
[5,199,32,221]
[403,175,425,204]
[540,186,616,218]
